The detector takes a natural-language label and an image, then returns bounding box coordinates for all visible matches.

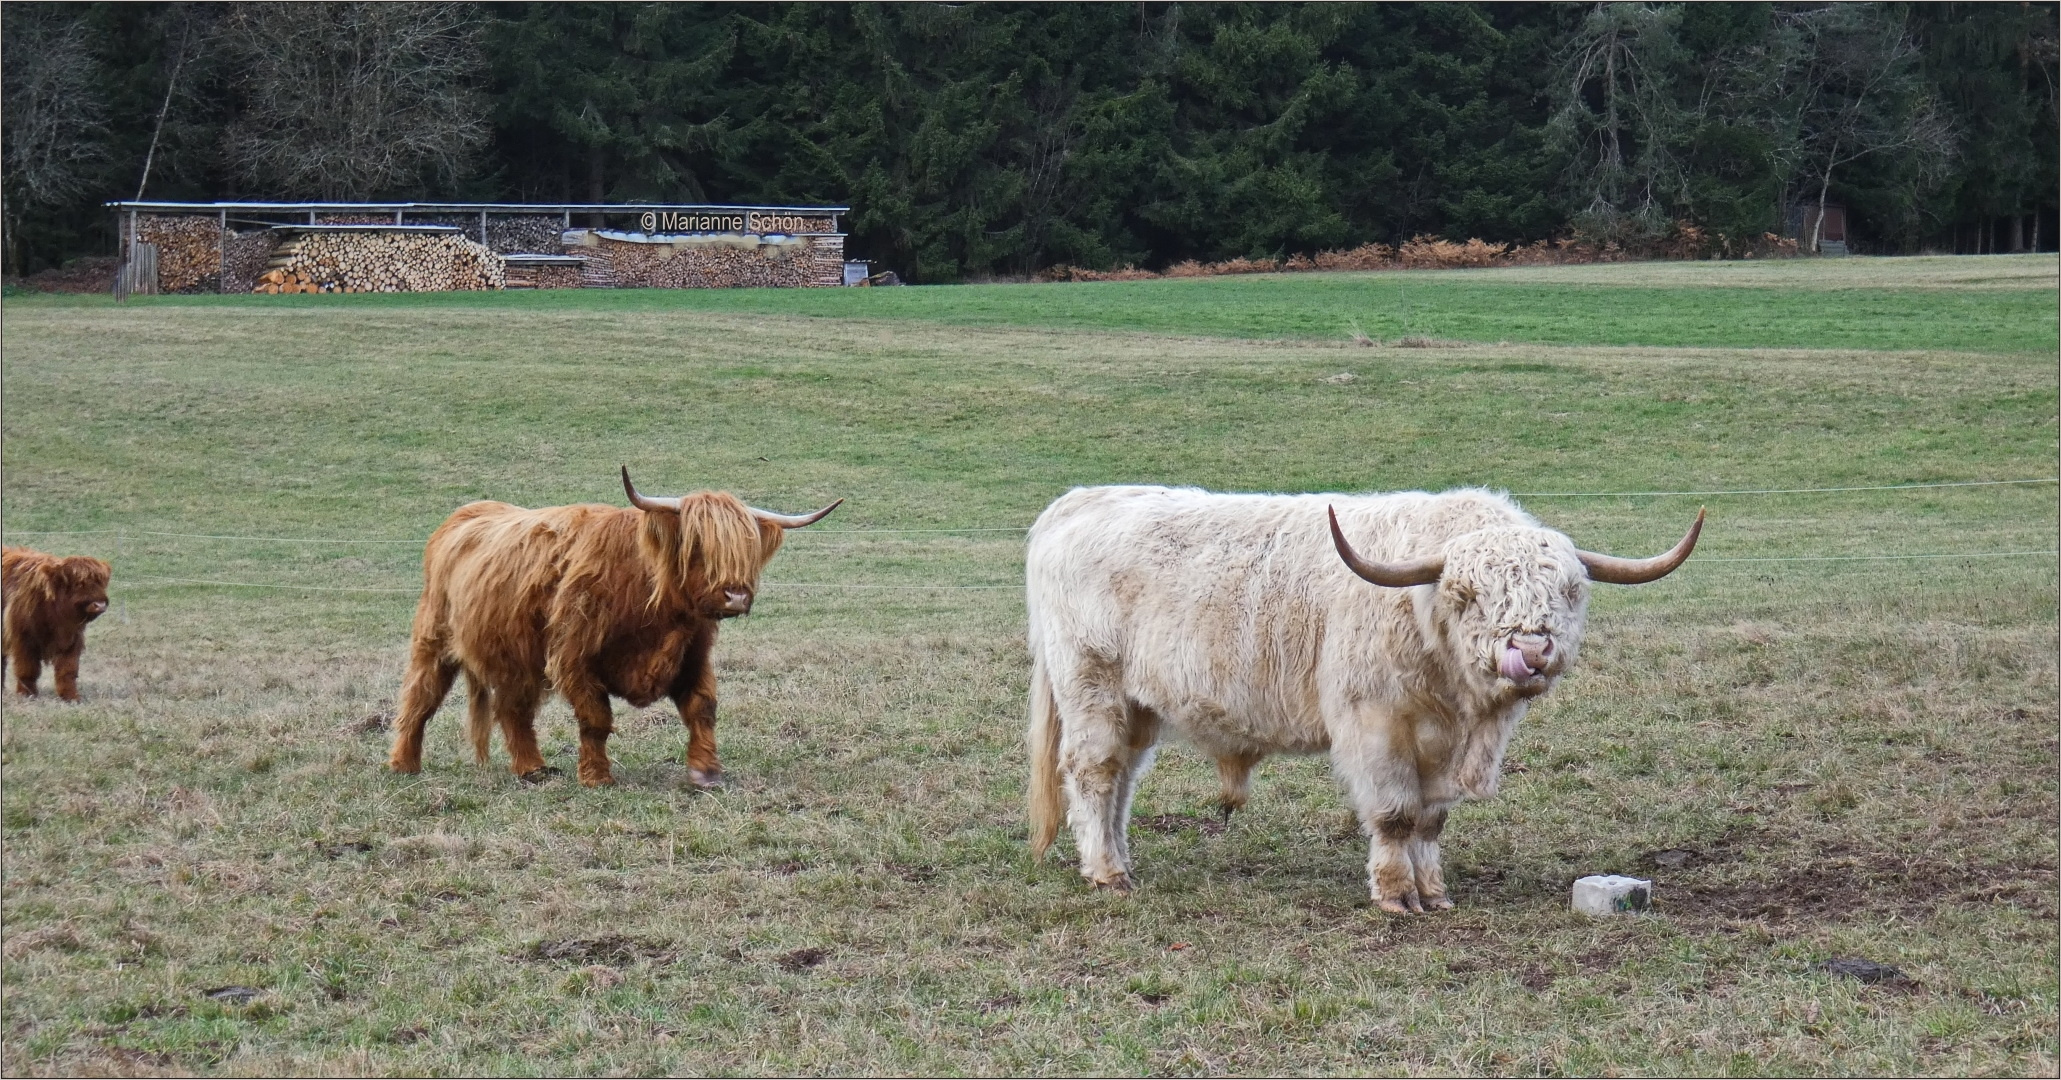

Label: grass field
[3,255,2056,1075]
[93,252,2060,354]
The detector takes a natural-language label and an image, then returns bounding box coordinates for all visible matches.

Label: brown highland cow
[3,545,112,701]
[388,468,840,786]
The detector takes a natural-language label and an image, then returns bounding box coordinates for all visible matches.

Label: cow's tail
[1027,655,1065,860]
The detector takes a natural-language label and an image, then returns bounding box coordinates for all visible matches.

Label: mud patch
[518,934,677,966]
[200,985,261,1004]
[1817,957,1915,987]
[1137,813,1227,838]
[777,947,828,972]
[341,707,393,735]
[1671,852,2056,924]
[1643,848,1699,869]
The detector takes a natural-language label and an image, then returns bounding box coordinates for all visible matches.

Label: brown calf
[3,545,111,701]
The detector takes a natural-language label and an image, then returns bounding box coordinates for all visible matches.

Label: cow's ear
[756,521,785,563]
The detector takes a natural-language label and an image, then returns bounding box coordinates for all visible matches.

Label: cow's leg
[52,647,82,702]
[10,644,40,698]
[1409,805,1455,911]
[1108,703,1163,867]
[462,672,493,764]
[1215,751,1263,818]
[494,680,552,781]
[388,645,458,774]
[1052,668,1140,892]
[672,652,722,789]
[560,676,617,787]
[1331,715,1429,914]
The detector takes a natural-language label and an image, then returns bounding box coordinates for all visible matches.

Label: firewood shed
[104,201,852,295]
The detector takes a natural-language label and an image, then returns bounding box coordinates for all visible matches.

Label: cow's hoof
[1376,894,1424,915]
[686,768,723,790]
[1092,873,1135,895]
[1422,894,1455,911]
[579,773,616,788]
[387,761,422,775]
[518,766,563,784]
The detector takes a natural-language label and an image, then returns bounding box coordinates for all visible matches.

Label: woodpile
[503,255,585,289]
[127,210,848,293]
[251,230,505,293]
[135,214,224,292]
[220,231,275,294]
[579,233,845,288]
[486,216,567,255]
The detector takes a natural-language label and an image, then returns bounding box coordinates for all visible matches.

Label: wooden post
[479,209,488,246]
[218,209,227,293]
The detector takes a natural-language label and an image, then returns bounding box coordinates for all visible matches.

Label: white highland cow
[1025,485,1701,913]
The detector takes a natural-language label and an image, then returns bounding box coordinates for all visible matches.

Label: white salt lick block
[1573,874,1652,916]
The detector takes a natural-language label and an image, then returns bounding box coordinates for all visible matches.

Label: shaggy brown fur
[2,546,111,701]
[387,482,833,787]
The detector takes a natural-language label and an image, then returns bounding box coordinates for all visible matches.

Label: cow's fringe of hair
[637,492,778,606]
[1027,656,1064,860]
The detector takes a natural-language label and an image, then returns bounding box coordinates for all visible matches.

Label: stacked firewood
[598,237,844,288]
[252,231,505,293]
[486,215,567,254]
[135,215,225,292]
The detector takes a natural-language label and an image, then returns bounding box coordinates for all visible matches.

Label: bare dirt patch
[518,935,678,966]
[1137,813,1228,838]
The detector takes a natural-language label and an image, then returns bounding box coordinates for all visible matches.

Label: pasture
[3,255,2056,1075]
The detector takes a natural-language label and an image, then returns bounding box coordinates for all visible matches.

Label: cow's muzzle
[715,588,754,618]
[1499,633,1557,691]
[83,600,108,621]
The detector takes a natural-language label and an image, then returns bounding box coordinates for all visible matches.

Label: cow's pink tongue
[1499,645,1533,681]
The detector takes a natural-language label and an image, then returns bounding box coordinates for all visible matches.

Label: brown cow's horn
[1577,507,1705,584]
[621,466,682,512]
[750,498,844,529]
[1329,506,1444,587]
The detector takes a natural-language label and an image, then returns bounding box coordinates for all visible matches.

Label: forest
[4,2,2055,282]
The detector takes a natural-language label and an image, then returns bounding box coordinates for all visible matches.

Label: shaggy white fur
[1025,484,1675,913]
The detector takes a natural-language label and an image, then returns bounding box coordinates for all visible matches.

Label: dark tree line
[5,1,2054,280]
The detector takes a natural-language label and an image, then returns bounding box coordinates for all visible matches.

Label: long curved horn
[1329,506,1444,587]
[620,466,682,513]
[1577,507,1705,584]
[751,498,844,529]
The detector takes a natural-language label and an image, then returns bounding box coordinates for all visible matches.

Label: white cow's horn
[750,499,844,529]
[621,466,682,512]
[1329,506,1444,587]
[1577,507,1705,584]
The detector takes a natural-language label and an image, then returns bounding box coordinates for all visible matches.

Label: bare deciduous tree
[2,8,110,271]
[135,6,215,201]
[1548,3,1686,245]
[1768,4,1955,251]
[221,2,488,199]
